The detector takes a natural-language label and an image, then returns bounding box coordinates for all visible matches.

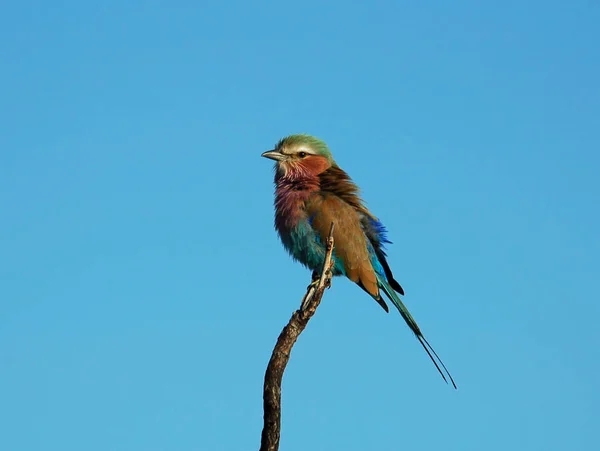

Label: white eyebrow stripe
[281,146,318,156]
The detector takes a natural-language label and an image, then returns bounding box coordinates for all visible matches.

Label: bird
[261,134,457,388]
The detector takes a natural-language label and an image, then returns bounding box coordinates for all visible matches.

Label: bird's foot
[301,271,333,310]
[306,271,320,290]
[301,272,321,310]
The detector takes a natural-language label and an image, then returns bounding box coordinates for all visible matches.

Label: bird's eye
[298,152,307,158]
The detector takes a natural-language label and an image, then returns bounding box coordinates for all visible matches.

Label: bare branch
[260,222,336,451]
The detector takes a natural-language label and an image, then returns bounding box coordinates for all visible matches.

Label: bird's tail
[378,276,457,389]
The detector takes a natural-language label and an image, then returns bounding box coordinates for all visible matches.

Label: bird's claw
[300,273,333,310]
[305,279,319,291]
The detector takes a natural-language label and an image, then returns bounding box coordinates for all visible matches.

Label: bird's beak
[261,150,285,161]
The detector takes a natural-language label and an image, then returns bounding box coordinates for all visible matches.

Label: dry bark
[259,223,336,451]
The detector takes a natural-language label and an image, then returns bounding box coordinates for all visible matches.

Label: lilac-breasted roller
[262,134,456,388]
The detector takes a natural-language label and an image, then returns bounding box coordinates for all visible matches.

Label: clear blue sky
[1,1,599,450]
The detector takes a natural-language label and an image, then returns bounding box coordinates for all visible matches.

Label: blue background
[1,1,599,450]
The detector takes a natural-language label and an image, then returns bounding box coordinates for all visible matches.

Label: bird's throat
[273,171,319,231]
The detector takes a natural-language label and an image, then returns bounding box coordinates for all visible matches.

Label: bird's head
[261,134,334,179]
